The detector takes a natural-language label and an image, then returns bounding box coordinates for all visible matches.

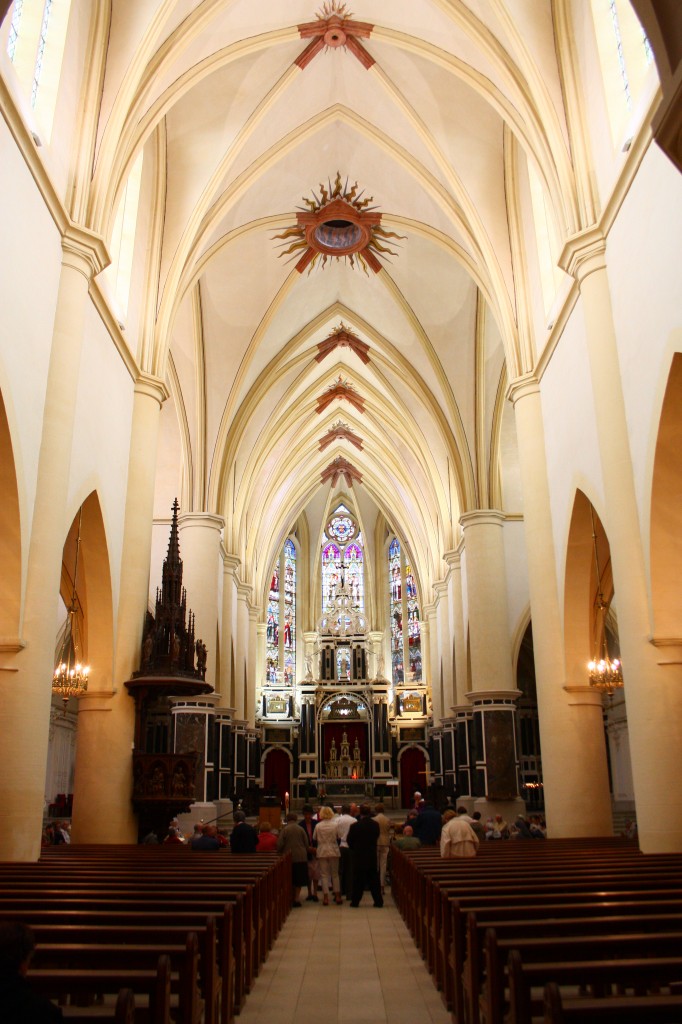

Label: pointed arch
[650,353,682,639]
[0,388,22,641]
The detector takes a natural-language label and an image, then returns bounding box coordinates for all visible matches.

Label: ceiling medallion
[296,2,375,71]
[316,375,365,414]
[319,421,364,452]
[274,172,404,275]
[321,455,363,488]
[316,323,370,364]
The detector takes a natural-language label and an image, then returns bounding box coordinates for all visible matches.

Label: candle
[285,791,289,813]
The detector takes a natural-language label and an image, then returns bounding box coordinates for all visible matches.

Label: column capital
[62,223,110,278]
[178,512,225,534]
[222,552,241,574]
[432,579,448,600]
[649,636,682,664]
[134,372,169,406]
[443,548,462,570]
[506,372,540,407]
[563,683,607,707]
[459,509,506,531]
[559,226,607,283]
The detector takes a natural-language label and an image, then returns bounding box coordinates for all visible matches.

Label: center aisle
[237,890,451,1024]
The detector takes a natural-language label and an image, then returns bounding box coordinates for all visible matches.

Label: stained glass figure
[389,538,403,684]
[322,542,342,611]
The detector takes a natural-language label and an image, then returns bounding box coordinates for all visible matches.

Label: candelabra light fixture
[587,505,623,697]
[53,506,90,709]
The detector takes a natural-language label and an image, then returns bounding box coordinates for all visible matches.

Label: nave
[236,894,449,1024]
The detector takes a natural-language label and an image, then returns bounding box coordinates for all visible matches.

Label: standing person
[373,803,392,894]
[229,811,258,853]
[299,805,319,901]
[336,803,357,899]
[313,806,342,905]
[440,813,479,858]
[277,812,310,907]
[347,804,383,908]
[412,801,442,846]
[0,920,63,1022]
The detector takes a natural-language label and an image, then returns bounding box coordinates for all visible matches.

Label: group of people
[276,802,390,908]
[397,795,548,858]
[41,821,70,846]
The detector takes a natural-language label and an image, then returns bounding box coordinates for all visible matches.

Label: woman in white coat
[313,806,343,904]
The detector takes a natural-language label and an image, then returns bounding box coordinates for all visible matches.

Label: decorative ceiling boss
[295,2,375,71]
[274,172,404,274]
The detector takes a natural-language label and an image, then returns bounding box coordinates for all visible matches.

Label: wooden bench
[506,948,682,1024]
[543,980,682,1022]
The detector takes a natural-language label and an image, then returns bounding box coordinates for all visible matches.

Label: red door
[400,746,426,808]
[263,748,290,807]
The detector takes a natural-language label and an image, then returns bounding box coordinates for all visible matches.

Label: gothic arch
[0,388,21,641]
[564,490,614,686]
[650,353,682,639]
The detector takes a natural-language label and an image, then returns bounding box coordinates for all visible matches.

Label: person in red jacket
[256,821,279,851]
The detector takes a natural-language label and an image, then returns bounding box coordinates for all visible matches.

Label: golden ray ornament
[273,172,405,275]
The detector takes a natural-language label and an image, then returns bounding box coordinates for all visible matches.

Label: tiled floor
[239,890,451,1024]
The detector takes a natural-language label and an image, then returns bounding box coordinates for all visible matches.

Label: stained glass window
[31,0,53,108]
[264,537,297,687]
[283,539,296,685]
[7,0,23,61]
[344,542,364,610]
[322,542,342,611]
[389,538,403,684]
[388,539,422,684]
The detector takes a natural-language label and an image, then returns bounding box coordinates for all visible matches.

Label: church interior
[1,0,682,864]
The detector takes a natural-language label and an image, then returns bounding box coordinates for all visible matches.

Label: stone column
[233,582,251,721]
[433,581,451,719]
[71,373,168,844]
[0,228,108,860]
[256,623,267,688]
[422,604,440,723]
[220,554,240,709]
[246,601,258,725]
[509,374,612,837]
[444,549,467,707]
[460,511,523,815]
[178,512,224,688]
[561,228,682,851]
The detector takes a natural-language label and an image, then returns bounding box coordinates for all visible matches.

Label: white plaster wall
[605,143,682,595]
[0,115,62,594]
[68,303,135,626]
[540,301,605,617]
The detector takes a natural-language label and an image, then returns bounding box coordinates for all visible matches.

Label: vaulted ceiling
[90,1,578,603]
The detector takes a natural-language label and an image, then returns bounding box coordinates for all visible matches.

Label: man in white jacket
[440,813,479,858]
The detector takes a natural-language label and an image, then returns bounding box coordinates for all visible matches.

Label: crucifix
[416,766,434,788]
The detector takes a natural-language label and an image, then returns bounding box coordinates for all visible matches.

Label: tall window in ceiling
[6,0,72,142]
[266,538,297,685]
[105,150,144,322]
[591,0,655,144]
[321,505,364,612]
[388,537,422,685]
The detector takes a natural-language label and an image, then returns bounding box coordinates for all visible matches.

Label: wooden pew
[543,979,682,1022]
[507,948,682,1024]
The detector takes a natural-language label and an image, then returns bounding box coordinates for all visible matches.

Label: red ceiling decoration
[321,455,363,488]
[296,2,375,71]
[316,376,365,414]
[319,421,364,451]
[273,172,404,274]
[317,323,370,364]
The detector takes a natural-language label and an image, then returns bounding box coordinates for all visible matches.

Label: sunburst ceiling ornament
[296,2,375,71]
[321,455,363,488]
[316,323,370,364]
[319,421,364,451]
[316,376,365,414]
[273,172,404,275]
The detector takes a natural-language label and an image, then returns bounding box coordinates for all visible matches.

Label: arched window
[321,504,364,612]
[388,537,422,685]
[591,0,655,144]
[6,0,72,142]
[266,537,296,685]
